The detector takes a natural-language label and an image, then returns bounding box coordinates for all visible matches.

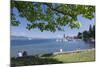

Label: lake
[11,39,95,57]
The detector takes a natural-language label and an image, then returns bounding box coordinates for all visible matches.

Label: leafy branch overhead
[11,1,95,32]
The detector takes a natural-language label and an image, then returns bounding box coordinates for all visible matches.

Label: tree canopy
[11,1,95,32]
[77,25,95,40]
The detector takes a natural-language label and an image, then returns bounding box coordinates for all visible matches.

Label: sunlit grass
[11,49,95,67]
[50,49,95,63]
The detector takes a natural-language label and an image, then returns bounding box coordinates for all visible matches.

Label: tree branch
[43,3,72,17]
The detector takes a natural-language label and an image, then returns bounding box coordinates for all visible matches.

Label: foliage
[89,25,95,39]
[11,56,62,67]
[41,53,53,57]
[77,25,95,40]
[11,1,95,32]
[92,25,95,39]
[83,30,90,40]
[77,32,82,39]
[11,49,95,66]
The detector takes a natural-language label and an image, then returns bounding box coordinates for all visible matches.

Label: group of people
[17,51,28,57]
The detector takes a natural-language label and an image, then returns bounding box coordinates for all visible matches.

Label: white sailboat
[56,39,62,42]
[62,38,68,42]
[28,37,32,40]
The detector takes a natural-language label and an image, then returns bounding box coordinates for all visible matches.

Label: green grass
[11,56,62,67]
[49,49,95,63]
[11,49,95,67]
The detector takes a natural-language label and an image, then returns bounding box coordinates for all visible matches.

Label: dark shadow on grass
[11,56,62,67]
[41,53,53,57]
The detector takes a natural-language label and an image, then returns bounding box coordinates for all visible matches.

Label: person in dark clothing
[23,51,28,57]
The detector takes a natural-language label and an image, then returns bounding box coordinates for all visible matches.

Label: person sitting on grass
[22,51,28,57]
[17,51,23,57]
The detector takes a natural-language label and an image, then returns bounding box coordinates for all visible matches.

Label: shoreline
[53,48,95,55]
[11,48,95,67]
[11,48,95,58]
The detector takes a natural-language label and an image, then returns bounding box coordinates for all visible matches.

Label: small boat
[56,39,62,42]
[62,38,68,42]
[28,38,32,40]
[56,39,59,42]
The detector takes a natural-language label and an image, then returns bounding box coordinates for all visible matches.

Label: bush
[11,56,62,67]
[41,53,53,57]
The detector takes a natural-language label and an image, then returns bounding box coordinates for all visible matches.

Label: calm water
[11,39,95,57]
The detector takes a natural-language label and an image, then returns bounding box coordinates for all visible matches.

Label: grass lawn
[49,49,95,63]
[11,49,95,67]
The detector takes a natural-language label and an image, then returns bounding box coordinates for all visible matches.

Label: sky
[11,4,95,39]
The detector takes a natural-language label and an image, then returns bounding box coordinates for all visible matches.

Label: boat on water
[56,38,68,42]
[56,39,62,42]
[62,38,68,42]
[28,38,32,40]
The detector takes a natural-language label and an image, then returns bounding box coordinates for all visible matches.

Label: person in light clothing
[17,51,23,57]
[60,49,63,52]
